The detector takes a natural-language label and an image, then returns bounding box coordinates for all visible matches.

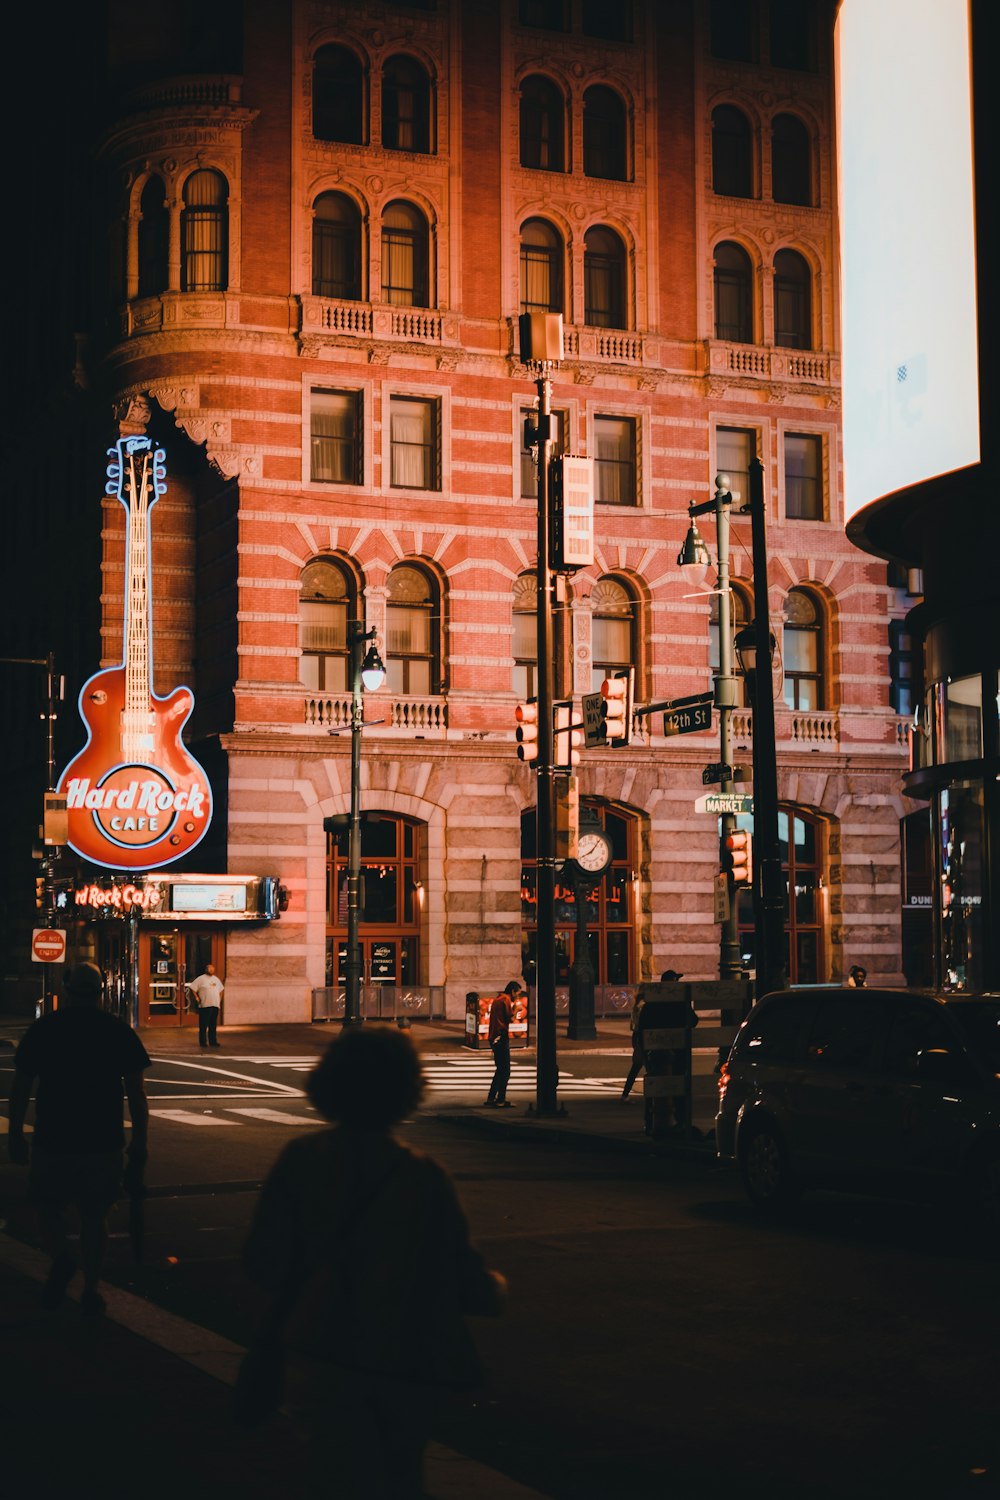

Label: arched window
[714,241,753,342]
[782,588,825,710]
[137,176,168,298]
[584,226,627,328]
[381,201,430,307]
[382,55,432,153]
[773,249,812,348]
[591,577,635,692]
[771,114,811,205]
[181,170,228,292]
[583,86,627,181]
[712,105,753,197]
[312,193,362,300]
[710,584,751,706]
[519,75,565,171]
[313,45,364,144]
[736,805,826,983]
[520,218,563,315]
[521,802,636,986]
[300,558,356,692]
[386,565,438,695]
[512,573,538,698]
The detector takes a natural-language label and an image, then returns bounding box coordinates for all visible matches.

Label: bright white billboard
[837,0,979,521]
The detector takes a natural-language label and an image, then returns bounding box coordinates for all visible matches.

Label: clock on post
[564,816,610,1039]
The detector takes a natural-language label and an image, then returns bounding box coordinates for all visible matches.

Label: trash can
[463,991,488,1049]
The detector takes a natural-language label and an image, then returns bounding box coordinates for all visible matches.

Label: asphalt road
[3,1043,1000,1499]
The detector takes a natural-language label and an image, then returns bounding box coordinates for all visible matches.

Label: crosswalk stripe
[226,1108,323,1126]
[150,1110,233,1126]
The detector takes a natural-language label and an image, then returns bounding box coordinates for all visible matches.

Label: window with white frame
[784,433,823,520]
[311,390,361,484]
[390,396,439,490]
[593,415,638,505]
[512,573,538,697]
[716,426,756,502]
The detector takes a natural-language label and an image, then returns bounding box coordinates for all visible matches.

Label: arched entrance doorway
[520,803,637,986]
[325,813,424,987]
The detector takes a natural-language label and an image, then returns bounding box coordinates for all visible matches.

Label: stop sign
[31,928,66,964]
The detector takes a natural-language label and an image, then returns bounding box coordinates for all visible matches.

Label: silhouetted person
[239,1027,505,1498]
[7,961,150,1314]
[484,980,517,1107]
[186,962,223,1047]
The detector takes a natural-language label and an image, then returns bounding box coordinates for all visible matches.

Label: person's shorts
[29,1149,123,1211]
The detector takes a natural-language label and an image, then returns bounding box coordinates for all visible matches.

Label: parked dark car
[716,987,1000,1221]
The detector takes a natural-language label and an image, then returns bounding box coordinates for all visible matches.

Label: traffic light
[725,829,752,887]
[34,876,46,909]
[553,702,582,769]
[600,670,632,746]
[515,700,539,763]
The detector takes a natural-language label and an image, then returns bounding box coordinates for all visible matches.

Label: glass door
[139,929,224,1026]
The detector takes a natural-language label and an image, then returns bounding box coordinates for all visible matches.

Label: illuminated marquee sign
[74,883,162,912]
[56,436,213,871]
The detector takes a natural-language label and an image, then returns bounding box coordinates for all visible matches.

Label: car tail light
[718,1061,731,1105]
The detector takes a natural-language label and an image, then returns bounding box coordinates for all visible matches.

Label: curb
[431,1109,719,1163]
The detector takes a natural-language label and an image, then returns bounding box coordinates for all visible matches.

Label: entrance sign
[57,436,213,870]
[31,928,66,964]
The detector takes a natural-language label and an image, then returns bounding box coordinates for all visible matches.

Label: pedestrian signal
[515,700,539,763]
[600,671,632,746]
[34,876,46,909]
[554,702,582,769]
[725,829,752,886]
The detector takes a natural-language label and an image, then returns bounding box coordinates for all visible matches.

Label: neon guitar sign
[57,435,213,870]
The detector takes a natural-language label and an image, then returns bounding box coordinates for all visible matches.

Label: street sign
[713,873,730,924]
[581,691,606,747]
[663,702,712,736]
[702,763,731,785]
[31,928,66,964]
[695,793,755,816]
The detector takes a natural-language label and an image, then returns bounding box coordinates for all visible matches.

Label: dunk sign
[56,437,213,871]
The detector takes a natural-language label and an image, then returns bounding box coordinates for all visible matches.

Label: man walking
[187,961,224,1047]
[483,980,518,1108]
[7,962,150,1314]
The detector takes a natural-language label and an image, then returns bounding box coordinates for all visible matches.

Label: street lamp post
[343,620,385,1028]
[734,454,787,1003]
[678,477,742,982]
[520,311,564,1117]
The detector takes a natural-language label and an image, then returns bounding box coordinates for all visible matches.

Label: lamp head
[360,644,386,691]
[677,518,711,571]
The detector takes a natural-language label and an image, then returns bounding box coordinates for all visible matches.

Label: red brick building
[76,0,910,1026]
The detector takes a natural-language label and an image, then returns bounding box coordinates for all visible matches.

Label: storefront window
[520,803,635,984]
[325,813,422,986]
[932,676,983,763]
[938,781,984,991]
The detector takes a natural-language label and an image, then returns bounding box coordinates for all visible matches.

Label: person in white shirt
[187,964,224,1048]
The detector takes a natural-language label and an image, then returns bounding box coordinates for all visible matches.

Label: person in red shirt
[483,981,518,1108]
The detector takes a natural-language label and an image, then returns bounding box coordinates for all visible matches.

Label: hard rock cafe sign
[57,436,213,870]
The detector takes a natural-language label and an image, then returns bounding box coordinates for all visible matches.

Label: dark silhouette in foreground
[238,1026,506,1498]
[7,962,150,1315]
